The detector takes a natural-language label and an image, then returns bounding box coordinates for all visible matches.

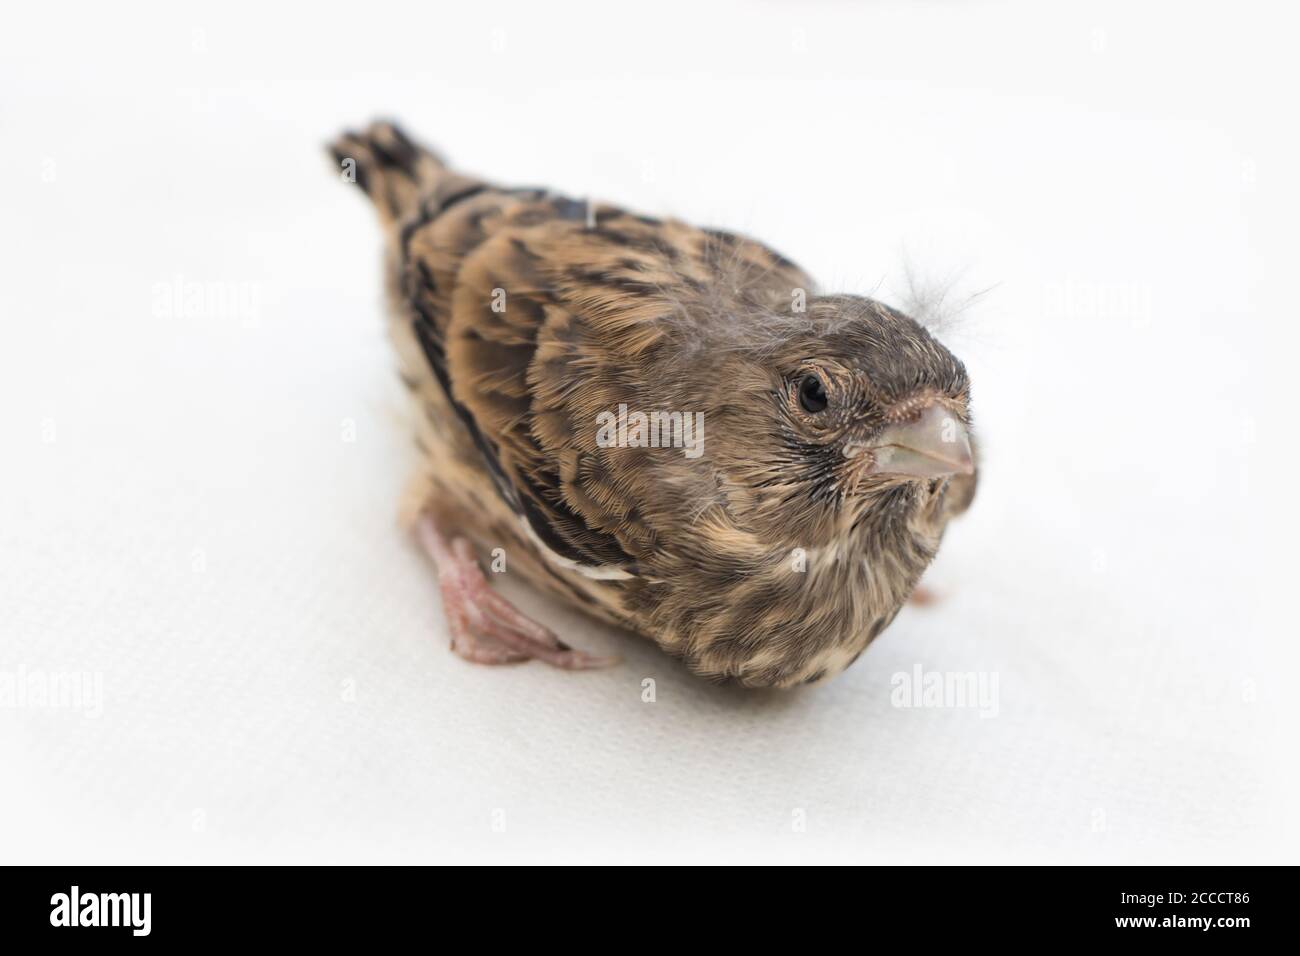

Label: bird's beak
[846,404,974,479]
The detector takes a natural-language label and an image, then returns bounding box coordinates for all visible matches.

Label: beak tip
[952,438,975,476]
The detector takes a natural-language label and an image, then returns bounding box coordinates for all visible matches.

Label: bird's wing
[401,190,643,572]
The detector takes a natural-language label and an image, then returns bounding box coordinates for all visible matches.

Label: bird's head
[703,294,973,545]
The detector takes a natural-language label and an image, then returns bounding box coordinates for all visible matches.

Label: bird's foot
[415,515,617,669]
[908,584,939,607]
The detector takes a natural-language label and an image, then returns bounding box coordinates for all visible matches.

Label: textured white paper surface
[1,0,1295,863]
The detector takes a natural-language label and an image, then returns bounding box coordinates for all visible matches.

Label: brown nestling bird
[330,120,977,688]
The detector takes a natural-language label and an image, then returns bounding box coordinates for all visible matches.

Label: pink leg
[415,515,618,670]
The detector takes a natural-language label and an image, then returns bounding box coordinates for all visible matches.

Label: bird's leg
[415,514,617,670]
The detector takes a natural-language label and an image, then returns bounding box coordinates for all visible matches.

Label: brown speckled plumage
[331,120,977,688]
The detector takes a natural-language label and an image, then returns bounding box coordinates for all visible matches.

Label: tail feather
[329,120,448,224]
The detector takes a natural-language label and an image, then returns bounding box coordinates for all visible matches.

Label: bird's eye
[798,374,828,413]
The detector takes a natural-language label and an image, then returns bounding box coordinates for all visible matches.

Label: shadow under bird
[330,120,977,688]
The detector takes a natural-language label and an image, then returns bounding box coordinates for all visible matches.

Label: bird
[329,120,977,688]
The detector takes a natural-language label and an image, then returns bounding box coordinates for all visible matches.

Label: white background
[2,0,1296,863]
